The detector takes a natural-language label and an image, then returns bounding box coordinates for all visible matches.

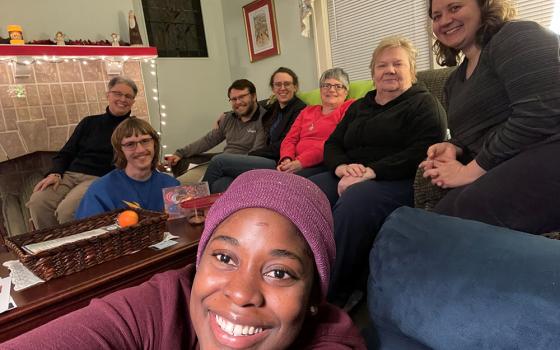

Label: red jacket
[280,99,354,168]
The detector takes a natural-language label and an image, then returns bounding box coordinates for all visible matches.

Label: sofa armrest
[171,153,220,177]
[369,207,560,349]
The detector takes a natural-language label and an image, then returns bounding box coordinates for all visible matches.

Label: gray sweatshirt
[175,105,267,158]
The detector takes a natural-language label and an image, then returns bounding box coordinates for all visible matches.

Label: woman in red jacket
[277,67,354,177]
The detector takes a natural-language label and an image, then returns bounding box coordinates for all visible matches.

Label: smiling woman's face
[190,208,315,350]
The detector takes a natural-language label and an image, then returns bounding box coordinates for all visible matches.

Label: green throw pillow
[348,80,375,99]
[297,79,375,106]
[297,89,322,106]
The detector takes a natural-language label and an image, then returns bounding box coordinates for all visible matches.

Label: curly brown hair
[429,0,517,66]
[111,117,160,170]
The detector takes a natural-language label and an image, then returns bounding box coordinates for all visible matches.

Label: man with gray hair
[27,76,138,229]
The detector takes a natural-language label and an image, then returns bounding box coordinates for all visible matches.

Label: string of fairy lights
[0,55,154,65]
[0,54,168,166]
[146,58,170,163]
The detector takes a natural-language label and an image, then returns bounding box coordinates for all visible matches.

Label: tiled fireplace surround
[0,60,150,235]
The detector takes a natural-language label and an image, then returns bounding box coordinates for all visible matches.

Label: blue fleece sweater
[75,169,179,219]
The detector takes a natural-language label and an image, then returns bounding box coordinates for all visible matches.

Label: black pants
[435,141,560,234]
[309,171,414,304]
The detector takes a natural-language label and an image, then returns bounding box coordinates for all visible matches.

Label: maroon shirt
[1,264,365,349]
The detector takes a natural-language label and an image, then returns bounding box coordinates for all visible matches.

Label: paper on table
[2,260,44,291]
[22,224,120,254]
[8,296,16,311]
[0,276,11,313]
[147,231,179,251]
[162,231,179,241]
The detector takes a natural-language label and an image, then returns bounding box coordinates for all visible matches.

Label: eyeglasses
[320,83,346,91]
[121,137,153,151]
[228,92,251,103]
[109,90,136,101]
[273,81,294,89]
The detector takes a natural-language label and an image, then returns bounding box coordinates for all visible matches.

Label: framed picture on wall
[242,0,280,62]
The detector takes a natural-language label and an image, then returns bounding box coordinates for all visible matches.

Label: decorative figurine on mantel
[128,10,143,46]
[55,31,66,45]
[7,25,24,45]
[110,33,120,46]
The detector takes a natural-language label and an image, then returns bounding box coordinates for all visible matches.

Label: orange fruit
[117,210,139,227]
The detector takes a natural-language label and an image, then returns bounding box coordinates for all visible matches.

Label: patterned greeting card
[162,182,210,219]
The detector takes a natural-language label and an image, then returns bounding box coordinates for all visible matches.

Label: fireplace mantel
[0,45,157,59]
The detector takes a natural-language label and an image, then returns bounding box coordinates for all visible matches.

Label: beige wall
[221,0,319,94]
[0,0,133,42]
[135,0,233,154]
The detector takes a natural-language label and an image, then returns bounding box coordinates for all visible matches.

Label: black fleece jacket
[324,84,447,180]
[249,96,306,162]
[48,107,131,177]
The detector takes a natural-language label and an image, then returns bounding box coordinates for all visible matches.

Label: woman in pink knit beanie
[2,169,365,350]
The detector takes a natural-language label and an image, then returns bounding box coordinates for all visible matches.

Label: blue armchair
[368,207,560,349]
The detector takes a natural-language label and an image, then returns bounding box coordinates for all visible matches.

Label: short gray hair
[319,67,350,90]
[107,76,138,96]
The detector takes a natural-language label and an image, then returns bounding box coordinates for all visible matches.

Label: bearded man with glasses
[75,117,179,219]
[166,79,267,184]
[27,76,139,229]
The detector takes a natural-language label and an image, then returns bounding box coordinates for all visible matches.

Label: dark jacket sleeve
[323,102,358,170]
[476,21,560,170]
[369,94,447,180]
[48,117,89,176]
[249,98,306,161]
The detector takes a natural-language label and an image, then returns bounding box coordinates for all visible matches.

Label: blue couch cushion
[369,206,560,350]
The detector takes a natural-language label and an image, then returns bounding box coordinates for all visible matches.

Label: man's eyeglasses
[229,92,251,103]
[109,91,136,101]
[121,138,153,151]
[320,83,346,91]
[273,81,294,89]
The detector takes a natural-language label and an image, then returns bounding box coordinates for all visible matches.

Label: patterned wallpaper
[0,60,149,163]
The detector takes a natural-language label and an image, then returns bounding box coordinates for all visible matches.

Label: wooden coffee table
[0,217,203,343]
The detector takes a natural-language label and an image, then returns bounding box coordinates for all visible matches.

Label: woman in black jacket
[310,37,447,308]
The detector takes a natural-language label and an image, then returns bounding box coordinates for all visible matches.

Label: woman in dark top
[421,0,560,234]
[202,67,306,192]
[310,36,446,307]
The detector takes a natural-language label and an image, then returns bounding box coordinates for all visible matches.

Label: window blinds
[327,0,557,81]
[327,1,432,80]
[515,0,555,29]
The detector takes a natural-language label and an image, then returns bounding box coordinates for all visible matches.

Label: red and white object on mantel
[0,44,157,58]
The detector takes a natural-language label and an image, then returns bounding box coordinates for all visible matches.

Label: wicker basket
[4,208,167,281]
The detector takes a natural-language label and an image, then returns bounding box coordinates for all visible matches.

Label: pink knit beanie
[196,169,335,300]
